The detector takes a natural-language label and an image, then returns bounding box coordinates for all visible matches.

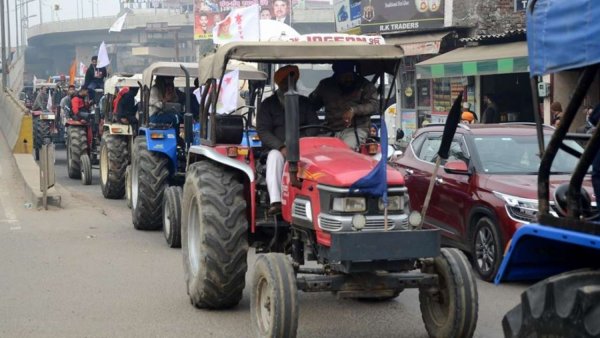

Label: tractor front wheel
[251,253,299,338]
[419,248,478,338]
[100,135,129,199]
[182,161,248,309]
[125,165,132,209]
[80,154,92,185]
[33,117,51,161]
[503,269,600,338]
[163,186,182,248]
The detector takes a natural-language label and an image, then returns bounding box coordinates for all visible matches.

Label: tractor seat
[215,115,244,145]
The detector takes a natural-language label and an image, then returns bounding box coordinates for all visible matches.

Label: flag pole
[418,156,441,230]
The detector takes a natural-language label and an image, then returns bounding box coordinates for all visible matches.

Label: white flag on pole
[212,4,260,45]
[33,75,37,91]
[46,90,53,111]
[97,42,110,68]
[109,13,127,33]
[216,69,239,115]
[79,62,87,77]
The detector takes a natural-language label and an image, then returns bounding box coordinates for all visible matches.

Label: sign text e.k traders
[360,0,445,34]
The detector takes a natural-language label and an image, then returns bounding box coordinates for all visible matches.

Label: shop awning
[386,32,451,56]
[416,41,528,79]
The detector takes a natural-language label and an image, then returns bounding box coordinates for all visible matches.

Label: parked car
[394,123,592,281]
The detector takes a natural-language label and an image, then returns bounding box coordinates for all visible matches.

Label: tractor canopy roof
[198,54,268,84]
[141,62,199,87]
[104,73,142,94]
[201,41,404,81]
[528,0,600,76]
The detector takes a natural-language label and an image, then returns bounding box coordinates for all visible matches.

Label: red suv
[394,123,591,281]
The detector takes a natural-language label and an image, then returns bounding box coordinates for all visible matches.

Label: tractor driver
[149,75,181,127]
[257,65,320,215]
[71,88,90,120]
[116,87,139,127]
[32,86,49,111]
[309,61,378,150]
[59,85,76,115]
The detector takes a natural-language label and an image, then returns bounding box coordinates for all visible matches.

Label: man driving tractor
[256,65,320,215]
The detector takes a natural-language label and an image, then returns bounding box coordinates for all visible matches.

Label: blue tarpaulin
[528,0,600,76]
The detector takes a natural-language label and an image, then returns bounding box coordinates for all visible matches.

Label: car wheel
[471,216,502,282]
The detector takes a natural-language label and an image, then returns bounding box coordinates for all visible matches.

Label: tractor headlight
[493,191,538,223]
[408,211,422,228]
[332,197,366,212]
[378,196,404,211]
[352,214,367,231]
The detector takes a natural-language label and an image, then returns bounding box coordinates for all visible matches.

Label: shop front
[415,41,532,125]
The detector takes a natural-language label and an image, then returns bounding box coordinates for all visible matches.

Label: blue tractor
[129,62,199,236]
[495,1,600,336]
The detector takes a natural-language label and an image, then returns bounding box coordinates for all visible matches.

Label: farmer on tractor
[70,88,90,120]
[32,86,49,111]
[149,75,181,128]
[114,86,139,127]
[309,61,378,149]
[256,65,320,215]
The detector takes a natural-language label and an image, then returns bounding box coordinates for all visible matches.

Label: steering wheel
[299,124,335,136]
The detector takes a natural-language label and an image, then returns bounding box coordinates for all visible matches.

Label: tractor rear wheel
[131,137,169,230]
[419,248,478,338]
[503,269,600,338]
[33,117,51,161]
[182,161,248,309]
[251,253,299,338]
[163,186,182,248]
[100,135,129,199]
[66,126,87,179]
[80,154,92,185]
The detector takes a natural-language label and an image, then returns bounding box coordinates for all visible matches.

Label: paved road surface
[0,139,528,337]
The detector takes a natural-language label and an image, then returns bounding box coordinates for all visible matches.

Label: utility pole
[14,0,18,49]
[1,0,8,91]
[38,0,42,24]
[7,0,11,58]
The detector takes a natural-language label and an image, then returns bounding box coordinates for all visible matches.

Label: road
[0,138,528,338]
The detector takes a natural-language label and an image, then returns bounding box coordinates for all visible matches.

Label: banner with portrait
[360,0,445,34]
[194,0,293,40]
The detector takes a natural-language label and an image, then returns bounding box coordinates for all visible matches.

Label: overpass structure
[24,7,334,81]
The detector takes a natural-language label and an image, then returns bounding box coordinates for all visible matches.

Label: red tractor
[181,42,478,338]
[64,89,104,185]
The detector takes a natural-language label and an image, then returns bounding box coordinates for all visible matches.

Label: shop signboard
[400,110,417,140]
[515,0,528,11]
[288,33,385,45]
[194,0,293,40]
[360,0,445,34]
[334,0,362,33]
[430,112,447,124]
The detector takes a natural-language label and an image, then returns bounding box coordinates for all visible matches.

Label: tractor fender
[188,145,255,183]
[138,127,178,173]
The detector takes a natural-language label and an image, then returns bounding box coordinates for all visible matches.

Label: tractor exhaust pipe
[284,73,302,188]
[180,64,193,150]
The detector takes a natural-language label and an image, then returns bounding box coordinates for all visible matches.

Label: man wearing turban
[309,61,378,149]
[257,65,320,215]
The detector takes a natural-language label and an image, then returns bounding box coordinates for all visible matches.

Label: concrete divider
[0,89,30,154]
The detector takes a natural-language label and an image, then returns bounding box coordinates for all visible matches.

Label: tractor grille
[292,199,311,221]
[318,215,343,231]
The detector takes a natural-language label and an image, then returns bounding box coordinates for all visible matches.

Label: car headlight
[493,191,538,223]
[332,197,366,212]
[378,196,404,211]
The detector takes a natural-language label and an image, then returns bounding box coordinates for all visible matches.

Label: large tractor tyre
[125,165,132,209]
[182,161,248,309]
[163,186,182,248]
[131,137,169,230]
[66,126,88,179]
[419,248,479,338]
[471,216,503,282]
[80,154,92,185]
[503,269,600,338]
[100,135,129,199]
[251,253,299,338]
[33,117,51,161]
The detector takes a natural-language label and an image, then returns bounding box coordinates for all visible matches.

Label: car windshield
[472,134,583,174]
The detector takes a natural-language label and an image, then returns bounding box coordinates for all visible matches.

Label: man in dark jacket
[116,87,139,127]
[482,94,500,124]
[256,65,320,215]
[83,56,107,101]
[309,61,378,149]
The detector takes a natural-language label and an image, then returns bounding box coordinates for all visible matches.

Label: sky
[8,0,121,46]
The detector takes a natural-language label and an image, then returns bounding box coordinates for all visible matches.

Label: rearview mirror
[444,160,470,175]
